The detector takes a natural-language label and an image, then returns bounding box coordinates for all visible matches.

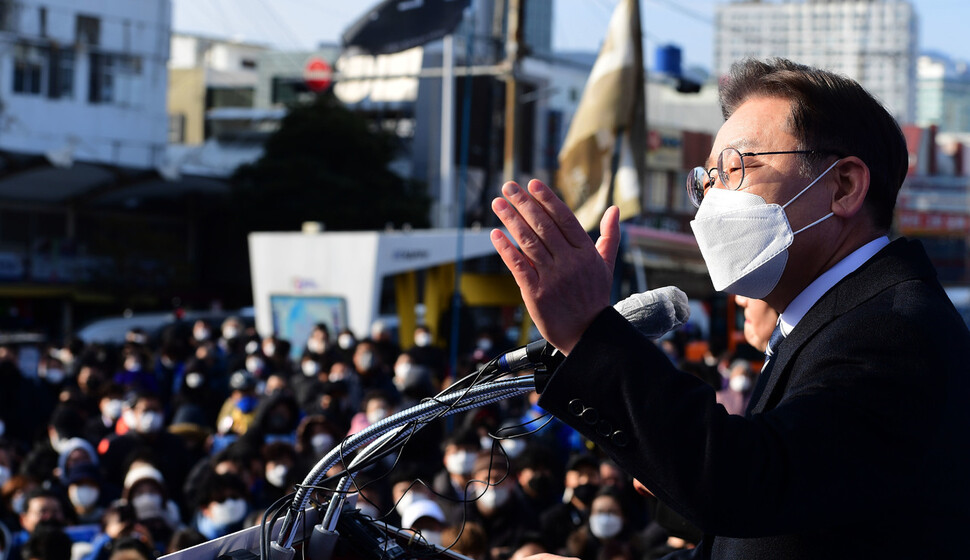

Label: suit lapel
[748,239,936,415]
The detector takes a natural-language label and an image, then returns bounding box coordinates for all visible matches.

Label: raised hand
[490,179,621,354]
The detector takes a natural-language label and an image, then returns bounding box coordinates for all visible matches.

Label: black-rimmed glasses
[686,148,837,208]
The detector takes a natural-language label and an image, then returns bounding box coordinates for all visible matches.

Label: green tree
[231,93,430,231]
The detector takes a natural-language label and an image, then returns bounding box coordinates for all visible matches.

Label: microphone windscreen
[613,286,690,339]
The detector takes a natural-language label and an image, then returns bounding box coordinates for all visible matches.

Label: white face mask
[499,437,526,459]
[132,493,164,519]
[101,399,125,420]
[246,357,264,373]
[444,450,476,476]
[307,339,326,354]
[589,512,623,539]
[366,407,387,425]
[414,332,432,347]
[70,484,100,509]
[137,411,164,434]
[393,363,420,390]
[302,360,320,377]
[690,159,839,299]
[265,464,289,488]
[185,372,204,389]
[477,484,510,511]
[729,374,753,393]
[357,352,375,371]
[311,433,335,455]
[44,368,66,384]
[338,334,355,350]
[209,498,248,526]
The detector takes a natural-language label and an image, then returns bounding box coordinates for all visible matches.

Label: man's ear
[830,156,870,218]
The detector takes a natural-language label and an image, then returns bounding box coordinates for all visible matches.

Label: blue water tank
[655,44,682,77]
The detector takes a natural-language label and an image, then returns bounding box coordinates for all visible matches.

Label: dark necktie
[746,322,784,416]
[761,322,785,375]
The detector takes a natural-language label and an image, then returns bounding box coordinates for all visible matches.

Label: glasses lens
[717,148,744,190]
[687,167,708,208]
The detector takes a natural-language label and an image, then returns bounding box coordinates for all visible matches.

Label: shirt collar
[779,236,890,336]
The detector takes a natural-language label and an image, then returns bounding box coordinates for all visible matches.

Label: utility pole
[503,0,524,181]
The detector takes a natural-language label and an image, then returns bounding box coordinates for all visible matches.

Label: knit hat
[124,464,165,491]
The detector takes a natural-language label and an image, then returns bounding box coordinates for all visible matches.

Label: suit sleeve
[537,301,961,538]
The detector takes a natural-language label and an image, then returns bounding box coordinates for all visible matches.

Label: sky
[172,0,970,72]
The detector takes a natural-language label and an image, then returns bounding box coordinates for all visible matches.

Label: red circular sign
[304,57,333,92]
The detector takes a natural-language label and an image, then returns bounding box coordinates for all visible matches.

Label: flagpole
[502,0,524,181]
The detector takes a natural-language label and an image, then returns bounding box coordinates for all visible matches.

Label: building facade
[714,0,917,123]
[0,0,170,167]
[916,52,970,133]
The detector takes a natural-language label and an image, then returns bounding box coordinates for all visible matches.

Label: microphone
[494,286,690,376]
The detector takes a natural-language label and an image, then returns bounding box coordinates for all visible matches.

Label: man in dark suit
[489,58,970,558]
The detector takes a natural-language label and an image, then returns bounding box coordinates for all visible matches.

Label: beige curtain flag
[557,0,647,232]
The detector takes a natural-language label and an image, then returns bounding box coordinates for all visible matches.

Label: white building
[714,0,917,123]
[0,0,170,168]
[916,52,970,133]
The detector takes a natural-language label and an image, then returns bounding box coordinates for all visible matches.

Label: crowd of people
[0,307,767,560]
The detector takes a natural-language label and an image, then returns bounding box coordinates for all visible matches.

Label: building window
[168,114,186,143]
[89,52,115,103]
[13,43,46,95]
[48,47,74,99]
[88,53,141,104]
[76,14,100,46]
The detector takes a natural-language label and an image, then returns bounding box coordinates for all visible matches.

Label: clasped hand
[490,179,621,355]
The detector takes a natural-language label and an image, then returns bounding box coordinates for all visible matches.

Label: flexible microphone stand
[272,375,536,555]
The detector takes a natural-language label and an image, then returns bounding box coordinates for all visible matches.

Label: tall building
[714,0,918,123]
[916,52,970,133]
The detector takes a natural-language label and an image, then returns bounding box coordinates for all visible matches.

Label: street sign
[304,57,333,92]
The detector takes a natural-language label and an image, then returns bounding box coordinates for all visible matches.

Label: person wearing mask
[65,464,104,525]
[7,489,66,560]
[489,58,970,557]
[431,428,481,522]
[85,384,126,444]
[350,340,398,409]
[21,405,84,485]
[399,499,448,548]
[260,335,291,377]
[190,473,250,541]
[347,390,394,435]
[368,320,401,371]
[335,329,357,362]
[242,392,301,448]
[121,463,181,547]
[539,453,601,552]
[467,451,539,560]
[302,324,340,373]
[714,359,756,416]
[113,349,157,396]
[563,488,638,560]
[98,393,191,504]
[407,324,446,386]
[215,371,260,437]
[293,415,343,477]
[259,442,296,507]
[53,437,99,490]
[513,445,561,517]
